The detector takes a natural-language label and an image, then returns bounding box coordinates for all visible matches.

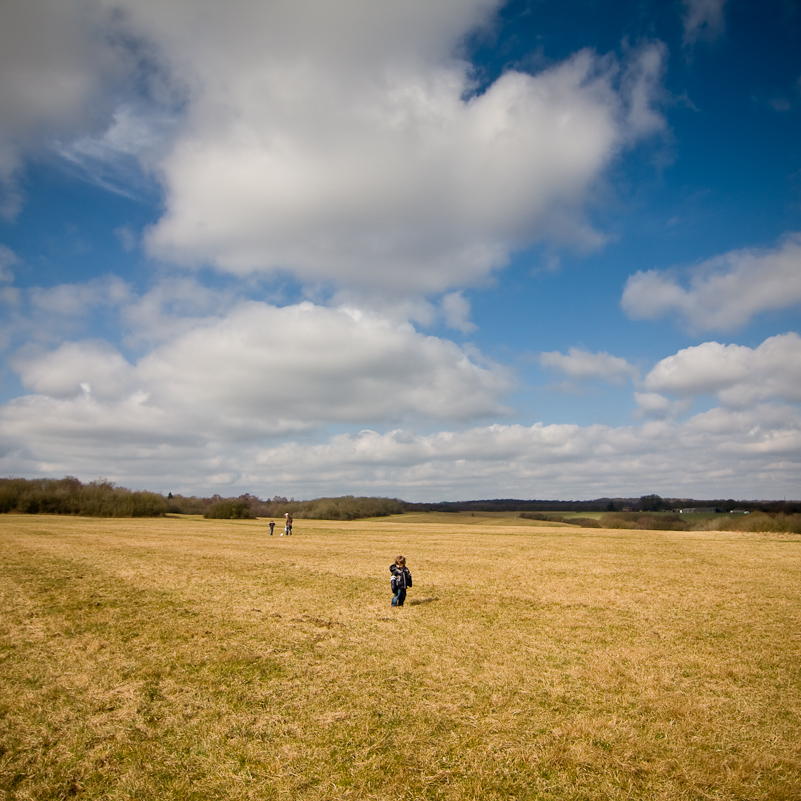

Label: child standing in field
[269,520,275,535]
[390,555,412,607]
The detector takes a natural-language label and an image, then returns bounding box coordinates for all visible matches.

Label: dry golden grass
[1,513,800,800]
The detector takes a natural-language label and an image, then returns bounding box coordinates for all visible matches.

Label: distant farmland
[1,514,799,800]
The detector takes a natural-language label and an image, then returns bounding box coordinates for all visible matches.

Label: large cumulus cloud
[0,0,665,296]
[143,45,664,294]
[140,18,665,292]
[3,297,511,440]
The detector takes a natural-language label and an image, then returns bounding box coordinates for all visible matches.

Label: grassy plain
[1,512,800,800]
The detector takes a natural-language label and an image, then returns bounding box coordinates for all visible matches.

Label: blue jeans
[392,587,406,606]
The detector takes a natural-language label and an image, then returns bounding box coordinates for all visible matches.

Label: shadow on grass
[408,596,440,606]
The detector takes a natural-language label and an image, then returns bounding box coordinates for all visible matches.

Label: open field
[1,514,800,800]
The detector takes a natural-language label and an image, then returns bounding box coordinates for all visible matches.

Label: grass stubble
[0,513,799,800]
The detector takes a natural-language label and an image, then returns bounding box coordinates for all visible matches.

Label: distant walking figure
[284,512,293,536]
[390,555,412,607]
[269,520,275,535]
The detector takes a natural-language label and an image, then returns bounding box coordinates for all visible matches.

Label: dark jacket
[390,564,412,589]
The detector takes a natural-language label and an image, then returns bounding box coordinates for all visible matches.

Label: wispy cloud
[540,347,637,384]
[682,0,728,48]
[0,244,18,282]
[54,105,172,199]
[441,291,477,333]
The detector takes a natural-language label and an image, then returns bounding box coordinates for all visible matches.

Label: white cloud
[2,315,799,499]
[769,97,792,113]
[4,298,511,438]
[143,51,624,292]
[0,296,526,494]
[441,291,476,333]
[54,103,174,198]
[3,1,795,504]
[5,403,796,501]
[59,104,164,163]
[136,301,511,425]
[120,276,238,347]
[0,275,134,352]
[0,286,20,307]
[29,274,131,317]
[256,407,801,500]
[682,0,728,48]
[0,244,18,281]
[0,1,667,294]
[633,392,691,419]
[620,40,668,138]
[644,333,801,406]
[0,0,125,217]
[114,225,137,252]
[621,232,801,331]
[94,0,664,296]
[12,340,136,401]
[540,347,637,384]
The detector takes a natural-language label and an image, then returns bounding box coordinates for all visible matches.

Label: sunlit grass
[1,514,800,799]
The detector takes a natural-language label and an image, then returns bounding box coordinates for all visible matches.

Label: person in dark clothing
[269,520,275,535]
[390,555,412,607]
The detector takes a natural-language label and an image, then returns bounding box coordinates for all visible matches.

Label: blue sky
[1,0,799,502]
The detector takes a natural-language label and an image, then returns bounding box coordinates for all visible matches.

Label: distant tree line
[199,494,406,520]
[0,477,168,517]
[0,478,406,520]
[1,478,798,520]
[407,494,801,515]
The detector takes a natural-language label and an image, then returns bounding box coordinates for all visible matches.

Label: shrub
[128,491,170,517]
[519,512,566,523]
[635,514,689,531]
[726,512,801,535]
[564,517,602,528]
[600,514,637,529]
[599,512,689,531]
[165,494,210,515]
[204,500,254,520]
[266,495,405,520]
[691,512,801,534]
